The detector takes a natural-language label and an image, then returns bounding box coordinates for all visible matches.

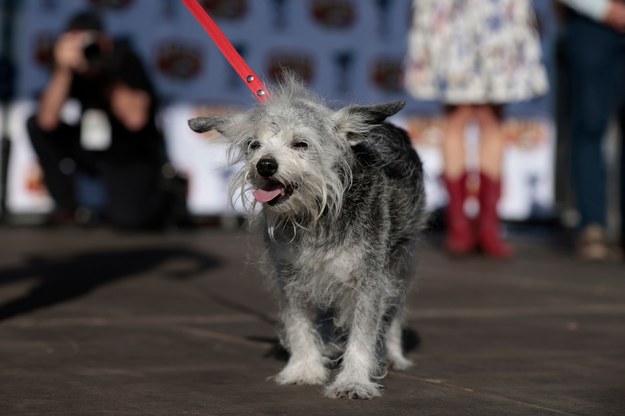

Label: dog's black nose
[256,157,278,177]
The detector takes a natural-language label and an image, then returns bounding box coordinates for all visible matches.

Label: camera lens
[83,41,102,64]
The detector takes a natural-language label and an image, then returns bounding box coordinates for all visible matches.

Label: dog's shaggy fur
[189,75,427,399]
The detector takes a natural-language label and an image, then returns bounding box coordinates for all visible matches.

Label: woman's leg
[474,104,513,258]
[475,104,505,179]
[443,105,472,179]
[565,14,623,260]
[442,105,475,254]
[26,115,89,215]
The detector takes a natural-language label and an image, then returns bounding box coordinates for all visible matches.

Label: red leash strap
[182,0,270,103]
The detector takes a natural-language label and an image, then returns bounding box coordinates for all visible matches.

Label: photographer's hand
[37,32,88,131]
[604,1,625,32]
[54,32,88,73]
[110,83,151,132]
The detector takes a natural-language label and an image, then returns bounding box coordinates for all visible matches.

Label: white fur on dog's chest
[279,242,366,293]
[302,247,361,284]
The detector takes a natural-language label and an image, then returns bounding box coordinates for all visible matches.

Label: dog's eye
[292,140,309,151]
[248,140,261,151]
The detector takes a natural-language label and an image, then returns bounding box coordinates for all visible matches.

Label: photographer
[27,11,175,229]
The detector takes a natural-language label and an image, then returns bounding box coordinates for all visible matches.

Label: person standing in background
[404,0,548,258]
[558,0,625,260]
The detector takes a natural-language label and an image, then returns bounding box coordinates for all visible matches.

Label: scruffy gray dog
[188,75,426,399]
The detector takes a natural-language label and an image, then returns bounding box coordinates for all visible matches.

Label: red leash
[182,0,270,104]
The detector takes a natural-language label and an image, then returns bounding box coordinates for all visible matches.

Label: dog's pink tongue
[253,188,282,203]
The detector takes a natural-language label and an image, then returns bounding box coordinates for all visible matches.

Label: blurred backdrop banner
[5,0,557,220]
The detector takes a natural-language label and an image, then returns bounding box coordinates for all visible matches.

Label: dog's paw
[389,355,413,371]
[324,380,382,400]
[273,361,329,386]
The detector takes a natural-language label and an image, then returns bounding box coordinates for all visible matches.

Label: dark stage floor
[0,226,623,415]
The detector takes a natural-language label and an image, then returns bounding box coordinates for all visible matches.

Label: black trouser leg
[100,160,164,229]
[26,116,85,212]
[28,115,167,228]
[619,109,625,252]
[565,15,625,229]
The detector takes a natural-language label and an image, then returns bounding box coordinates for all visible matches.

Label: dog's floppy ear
[188,116,228,134]
[334,101,405,144]
[346,101,406,124]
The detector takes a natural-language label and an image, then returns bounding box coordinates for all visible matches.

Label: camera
[83,39,102,65]
[81,32,108,70]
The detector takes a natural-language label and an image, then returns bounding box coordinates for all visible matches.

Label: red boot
[443,173,476,255]
[477,173,514,258]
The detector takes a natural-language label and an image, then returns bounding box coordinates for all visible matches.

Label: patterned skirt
[404,0,548,104]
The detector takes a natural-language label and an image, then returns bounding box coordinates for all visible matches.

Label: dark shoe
[576,224,609,261]
[73,207,102,228]
[44,209,75,227]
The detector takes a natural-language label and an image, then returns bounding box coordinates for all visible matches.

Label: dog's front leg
[273,301,329,385]
[325,290,384,399]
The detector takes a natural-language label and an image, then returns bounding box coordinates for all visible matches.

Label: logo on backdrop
[200,0,248,20]
[371,56,403,93]
[311,0,356,30]
[26,164,49,197]
[33,32,56,70]
[267,51,315,84]
[503,120,549,150]
[156,40,203,80]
